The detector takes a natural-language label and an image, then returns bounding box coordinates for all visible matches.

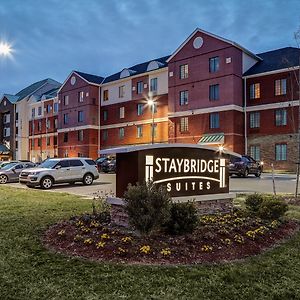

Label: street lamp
[0,42,12,56]
[147,98,155,144]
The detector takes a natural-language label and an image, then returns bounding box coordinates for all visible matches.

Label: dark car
[229,155,263,177]
[95,157,110,172]
[101,159,116,173]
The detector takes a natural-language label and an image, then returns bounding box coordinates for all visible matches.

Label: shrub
[257,196,288,220]
[164,201,198,235]
[124,181,171,235]
[245,193,264,213]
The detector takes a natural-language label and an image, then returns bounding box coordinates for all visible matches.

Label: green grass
[1,187,300,300]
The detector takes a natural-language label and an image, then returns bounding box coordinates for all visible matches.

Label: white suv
[19,158,99,189]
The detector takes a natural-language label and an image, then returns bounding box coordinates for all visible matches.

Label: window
[15,127,18,135]
[275,144,287,161]
[179,90,188,106]
[250,83,260,99]
[209,84,219,101]
[137,103,144,116]
[47,137,50,146]
[137,81,143,94]
[85,159,96,165]
[38,107,42,116]
[78,91,84,102]
[46,104,52,113]
[179,64,188,79]
[46,119,50,129]
[54,102,59,113]
[151,123,157,138]
[103,110,108,121]
[31,139,35,148]
[78,130,84,141]
[209,57,219,73]
[63,113,69,124]
[250,145,260,160]
[137,125,143,138]
[275,79,287,96]
[31,108,35,118]
[120,107,125,119]
[180,117,189,132]
[275,109,287,126]
[210,113,220,129]
[3,127,10,137]
[78,153,84,158]
[119,86,125,98]
[38,138,41,147]
[63,132,68,143]
[64,95,69,106]
[102,130,108,141]
[56,160,70,168]
[250,112,260,128]
[103,90,109,101]
[119,127,125,139]
[3,113,10,123]
[15,112,18,121]
[54,136,57,145]
[78,111,84,122]
[54,119,58,129]
[70,159,84,167]
[38,120,42,131]
[15,141,18,149]
[150,78,158,92]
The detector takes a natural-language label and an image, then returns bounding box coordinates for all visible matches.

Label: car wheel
[40,176,53,189]
[0,174,8,184]
[243,168,249,178]
[83,173,93,185]
[255,169,262,178]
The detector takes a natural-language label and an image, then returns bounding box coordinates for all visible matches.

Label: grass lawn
[0,187,300,300]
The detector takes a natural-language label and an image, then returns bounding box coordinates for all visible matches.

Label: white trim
[167,28,260,63]
[29,132,58,139]
[243,66,299,79]
[58,144,98,148]
[57,125,99,133]
[100,117,168,130]
[246,100,299,112]
[168,104,243,118]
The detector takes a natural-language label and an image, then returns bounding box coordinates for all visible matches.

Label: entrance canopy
[198,133,224,145]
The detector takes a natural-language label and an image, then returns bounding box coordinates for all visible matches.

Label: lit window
[137,125,143,138]
[120,107,125,119]
[78,111,84,122]
[250,83,260,99]
[119,127,125,139]
[249,112,260,128]
[250,145,260,160]
[137,81,144,94]
[209,57,219,73]
[150,78,158,92]
[179,90,188,105]
[119,86,125,98]
[210,113,220,129]
[103,90,109,101]
[179,64,188,79]
[180,117,189,132]
[64,95,69,106]
[209,84,219,101]
[275,109,287,126]
[137,103,144,116]
[78,91,84,102]
[275,144,287,161]
[275,79,287,96]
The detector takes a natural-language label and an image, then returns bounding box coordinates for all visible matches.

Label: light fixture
[218,145,224,152]
[147,98,154,106]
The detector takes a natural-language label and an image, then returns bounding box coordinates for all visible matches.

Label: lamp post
[147,98,155,144]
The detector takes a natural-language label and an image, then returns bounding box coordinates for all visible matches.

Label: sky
[0,0,299,95]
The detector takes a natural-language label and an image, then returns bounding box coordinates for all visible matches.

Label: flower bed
[44,211,298,265]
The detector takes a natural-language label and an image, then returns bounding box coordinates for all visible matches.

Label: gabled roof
[74,71,104,84]
[243,47,300,76]
[2,94,20,104]
[102,55,170,84]
[167,28,261,63]
[15,78,61,100]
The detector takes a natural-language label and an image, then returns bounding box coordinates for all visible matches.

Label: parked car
[0,162,36,184]
[95,157,111,172]
[19,157,99,189]
[101,159,116,173]
[229,155,263,177]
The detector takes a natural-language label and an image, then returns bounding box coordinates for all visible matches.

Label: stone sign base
[107,193,235,228]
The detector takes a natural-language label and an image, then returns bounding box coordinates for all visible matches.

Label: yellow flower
[140,245,151,254]
[201,245,213,252]
[118,247,128,254]
[96,241,106,248]
[73,234,82,242]
[81,226,91,233]
[221,238,232,245]
[57,229,65,236]
[121,236,133,243]
[90,220,100,228]
[160,248,171,256]
[83,238,93,245]
[246,230,256,240]
[76,220,84,227]
[100,233,110,239]
[234,234,244,244]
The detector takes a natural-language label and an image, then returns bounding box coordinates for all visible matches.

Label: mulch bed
[43,213,299,265]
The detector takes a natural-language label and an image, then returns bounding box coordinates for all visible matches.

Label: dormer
[120,68,136,79]
[147,61,164,72]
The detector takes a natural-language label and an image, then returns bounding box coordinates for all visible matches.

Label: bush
[245,193,264,213]
[164,201,198,235]
[124,181,171,235]
[257,196,288,220]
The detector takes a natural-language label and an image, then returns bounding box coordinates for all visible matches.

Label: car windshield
[1,162,18,170]
[230,157,241,163]
[39,160,59,169]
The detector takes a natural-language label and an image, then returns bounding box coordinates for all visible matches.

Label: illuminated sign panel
[116,146,229,198]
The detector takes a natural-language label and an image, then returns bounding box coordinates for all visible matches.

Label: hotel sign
[115,145,229,198]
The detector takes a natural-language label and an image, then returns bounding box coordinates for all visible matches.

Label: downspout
[244,77,247,154]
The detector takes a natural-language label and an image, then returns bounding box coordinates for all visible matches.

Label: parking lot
[5,172,299,198]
